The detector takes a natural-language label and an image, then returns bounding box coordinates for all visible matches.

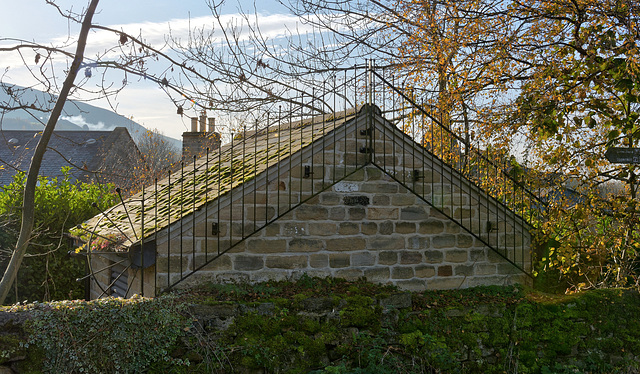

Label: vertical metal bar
[140,183,145,297]
[180,162,184,278]
[205,147,209,263]
[289,102,293,209]
[167,170,171,290]
[230,134,234,247]
[265,113,270,226]
[333,75,337,184]
[154,177,158,296]
[192,155,196,271]
[311,87,315,196]
[254,120,258,232]
[369,60,375,164]
[422,98,426,201]
[278,106,282,217]
[344,68,348,178]
[300,93,304,197]
[217,144,221,256]
[242,125,246,239]
[322,81,326,189]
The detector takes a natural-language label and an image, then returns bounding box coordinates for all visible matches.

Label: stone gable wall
[156,164,528,292]
[108,114,531,297]
[96,114,531,296]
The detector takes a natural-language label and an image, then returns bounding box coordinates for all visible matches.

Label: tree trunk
[0,0,100,304]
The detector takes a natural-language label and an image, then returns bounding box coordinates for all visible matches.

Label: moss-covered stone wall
[2,282,640,373]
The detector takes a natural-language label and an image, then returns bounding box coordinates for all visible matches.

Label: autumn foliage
[390,0,640,291]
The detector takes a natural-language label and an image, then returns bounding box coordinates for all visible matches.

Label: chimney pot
[199,115,206,133]
[190,117,198,132]
[208,117,215,133]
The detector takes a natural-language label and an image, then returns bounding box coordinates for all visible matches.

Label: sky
[0,0,301,140]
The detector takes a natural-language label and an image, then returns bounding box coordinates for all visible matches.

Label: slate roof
[0,127,138,186]
[76,107,363,249]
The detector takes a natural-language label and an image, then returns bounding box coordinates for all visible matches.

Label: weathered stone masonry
[149,109,531,293]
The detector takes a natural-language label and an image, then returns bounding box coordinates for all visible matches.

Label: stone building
[76,105,531,299]
[0,127,143,189]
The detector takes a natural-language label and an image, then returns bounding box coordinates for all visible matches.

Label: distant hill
[0,84,181,150]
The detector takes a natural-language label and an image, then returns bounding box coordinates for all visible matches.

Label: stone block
[395,222,416,234]
[391,194,416,206]
[167,237,193,255]
[295,205,328,220]
[475,264,497,276]
[326,238,366,251]
[454,264,474,276]
[368,236,405,250]
[309,254,329,268]
[348,207,366,220]
[437,265,453,277]
[379,221,394,235]
[469,249,486,262]
[372,194,390,206]
[445,222,462,234]
[329,253,351,268]
[361,222,377,235]
[265,223,280,236]
[243,192,268,204]
[466,276,510,288]
[320,192,341,205]
[430,208,451,220]
[233,255,264,271]
[193,254,232,272]
[343,195,370,206]
[339,222,360,235]
[408,236,429,250]
[415,265,436,278]
[487,249,508,263]
[333,268,364,280]
[374,155,398,166]
[424,250,444,263]
[361,182,398,194]
[378,251,398,265]
[432,234,456,249]
[426,277,466,290]
[379,293,412,309]
[266,255,308,269]
[364,267,390,282]
[283,223,308,236]
[457,234,474,248]
[445,249,468,263]
[394,279,427,292]
[392,266,415,279]
[246,206,276,222]
[247,238,287,254]
[308,222,338,236]
[368,207,399,220]
[329,207,346,220]
[344,168,366,181]
[401,206,428,221]
[497,263,523,275]
[454,208,476,220]
[352,252,375,266]
[156,255,190,274]
[344,153,369,166]
[289,238,324,252]
[366,167,384,180]
[400,251,423,264]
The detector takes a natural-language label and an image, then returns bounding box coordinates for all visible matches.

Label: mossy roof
[75,107,362,249]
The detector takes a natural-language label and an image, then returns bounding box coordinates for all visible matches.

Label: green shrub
[25,295,189,373]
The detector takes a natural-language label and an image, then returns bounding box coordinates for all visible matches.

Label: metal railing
[80,63,541,297]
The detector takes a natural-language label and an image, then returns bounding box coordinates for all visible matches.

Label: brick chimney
[182,111,221,161]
